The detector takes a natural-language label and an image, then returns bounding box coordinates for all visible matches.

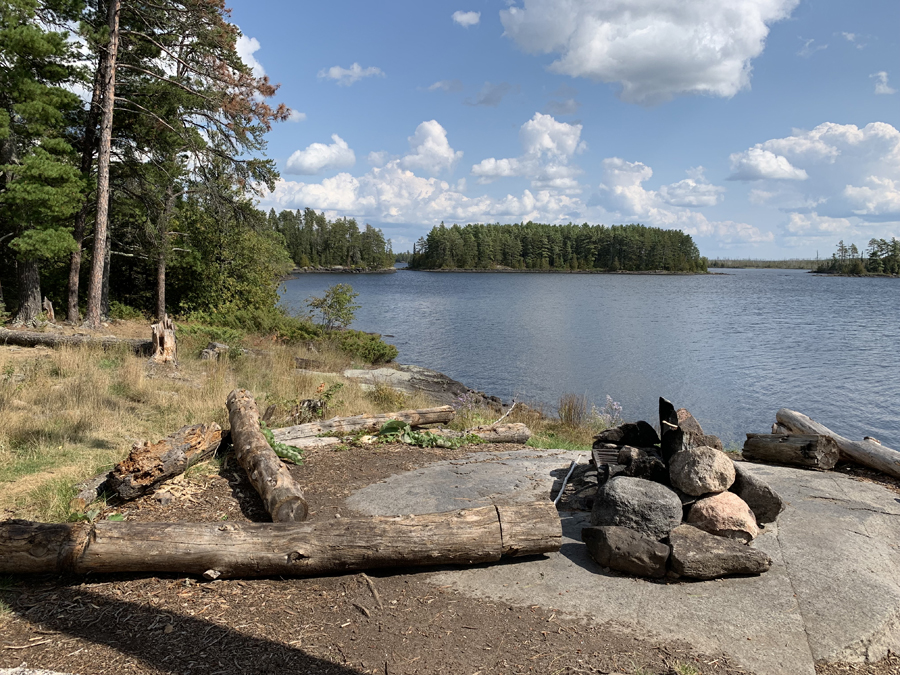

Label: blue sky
[229,0,899,259]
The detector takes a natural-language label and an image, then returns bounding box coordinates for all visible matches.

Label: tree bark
[84,0,120,329]
[742,433,840,470]
[154,184,174,321]
[273,406,455,444]
[0,502,561,578]
[0,327,153,354]
[775,408,900,478]
[155,249,165,321]
[150,314,176,364]
[67,52,106,324]
[13,259,41,325]
[227,389,308,522]
[100,227,111,320]
[105,423,224,501]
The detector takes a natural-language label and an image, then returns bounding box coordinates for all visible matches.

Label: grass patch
[0,325,422,522]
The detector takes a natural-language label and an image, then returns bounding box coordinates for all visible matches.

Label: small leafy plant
[260,420,305,465]
[376,420,483,449]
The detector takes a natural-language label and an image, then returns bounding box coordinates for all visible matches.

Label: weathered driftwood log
[0,327,153,355]
[272,406,455,443]
[278,423,530,451]
[436,423,531,444]
[105,423,225,500]
[150,314,177,364]
[775,408,900,478]
[743,433,840,470]
[227,389,308,522]
[0,502,561,578]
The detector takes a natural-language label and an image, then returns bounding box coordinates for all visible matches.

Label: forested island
[268,209,394,271]
[814,239,900,276]
[408,222,707,273]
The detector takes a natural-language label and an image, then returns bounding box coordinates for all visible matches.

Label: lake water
[281,268,900,449]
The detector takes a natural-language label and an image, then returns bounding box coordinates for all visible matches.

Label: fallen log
[0,502,561,578]
[775,408,900,479]
[227,389,308,522]
[272,406,455,443]
[105,423,225,500]
[435,423,531,444]
[0,327,153,355]
[742,433,839,470]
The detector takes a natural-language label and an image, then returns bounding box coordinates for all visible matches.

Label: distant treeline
[409,222,706,272]
[268,209,394,269]
[394,251,413,263]
[816,238,900,275]
[708,259,818,270]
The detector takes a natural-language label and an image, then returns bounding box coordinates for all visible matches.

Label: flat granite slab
[346,450,900,675]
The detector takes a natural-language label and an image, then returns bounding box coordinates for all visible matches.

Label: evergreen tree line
[408,222,706,272]
[0,0,293,325]
[267,208,394,270]
[815,238,900,275]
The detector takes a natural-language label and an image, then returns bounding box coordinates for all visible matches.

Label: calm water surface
[282,269,900,448]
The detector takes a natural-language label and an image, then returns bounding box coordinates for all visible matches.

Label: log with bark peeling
[0,327,153,355]
[272,406,455,444]
[775,408,900,479]
[434,423,531,445]
[0,502,561,578]
[227,389,308,522]
[105,423,225,500]
[742,433,839,470]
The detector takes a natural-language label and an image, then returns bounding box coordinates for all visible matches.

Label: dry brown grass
[0,324,432,522]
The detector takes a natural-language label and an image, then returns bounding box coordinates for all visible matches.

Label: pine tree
[0,0,85,324]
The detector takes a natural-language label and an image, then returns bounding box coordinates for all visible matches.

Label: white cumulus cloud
[472,113,586,190]
[263,121,584,226]
[500,0,799,105]
[728,148,809,181]
[399,120,463,175]
[596,158,771,243]
[287,110,306,122]
[236,35,265,78]
[285,135,356,175]
[730,122,900,239]
[871,72,897,95]
[318,63,385,86]
[452,10,481,27]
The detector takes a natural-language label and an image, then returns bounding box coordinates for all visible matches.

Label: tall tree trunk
[13,260,41,326]
[155,250,165,321]
[100,230,111,320]
[84,0,120,329]
[155,186,174,321]
[67,54,106,324]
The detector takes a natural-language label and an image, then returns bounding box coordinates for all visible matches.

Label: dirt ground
[2,440,900,674]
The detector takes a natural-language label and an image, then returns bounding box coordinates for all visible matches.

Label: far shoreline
[401,268,716,275]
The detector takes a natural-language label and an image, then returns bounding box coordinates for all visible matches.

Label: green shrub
[109,301,146,321]
[336,330,398,364]
[182,306,321,344]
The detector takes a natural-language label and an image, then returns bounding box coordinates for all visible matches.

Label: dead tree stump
[151,314,176,364]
